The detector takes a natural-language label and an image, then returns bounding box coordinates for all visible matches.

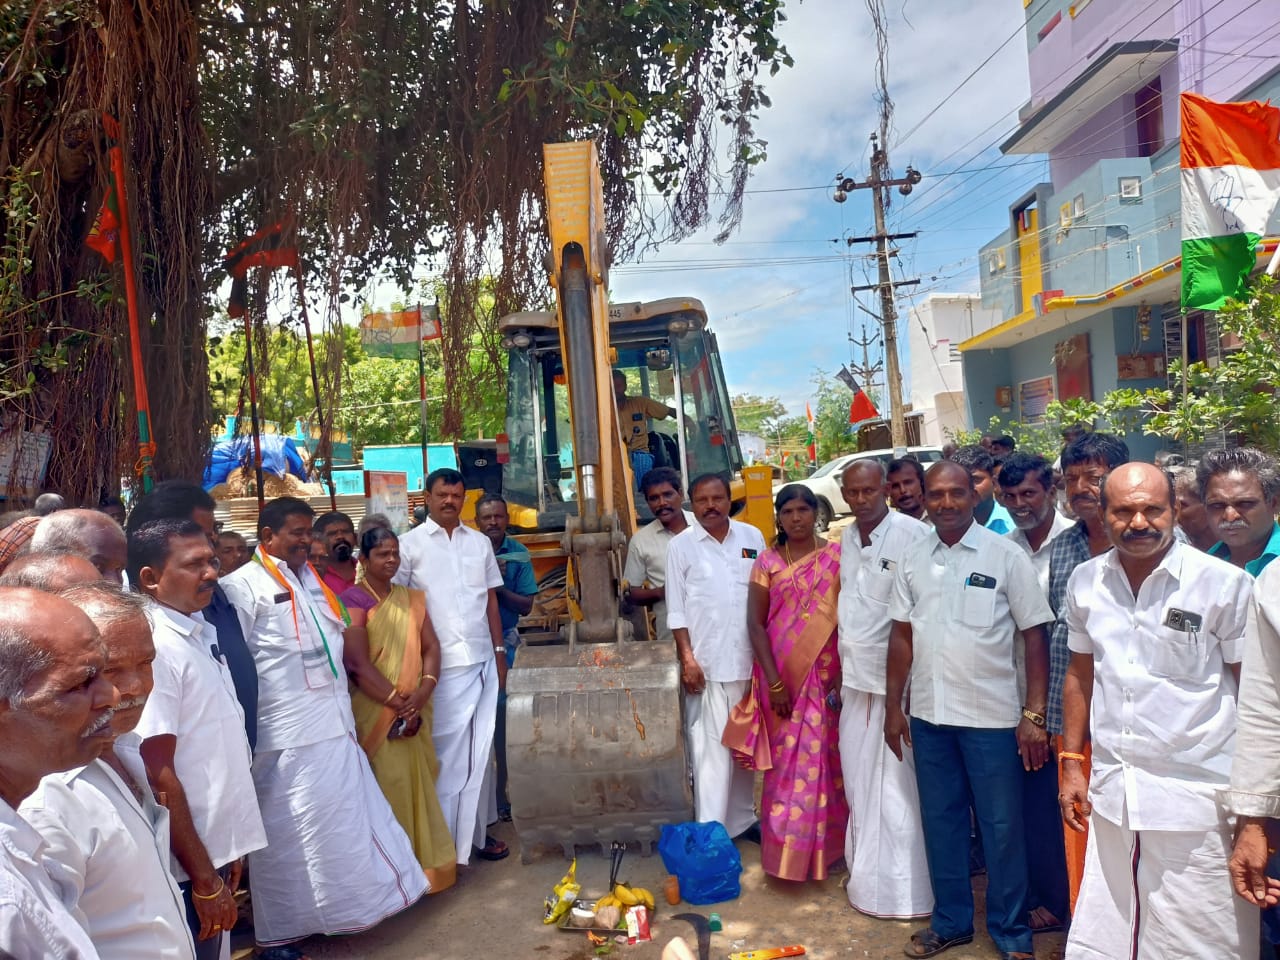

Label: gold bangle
[767,679,785,693]
[421,673,437,685]
[383,688,399,705]
[192,878,225,901]
[1058,751,1087,763]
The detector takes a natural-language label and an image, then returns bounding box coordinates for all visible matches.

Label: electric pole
[847,325,882,394]
[835,133,921,452]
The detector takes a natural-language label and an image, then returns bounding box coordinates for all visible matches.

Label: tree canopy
[0,0,790,502]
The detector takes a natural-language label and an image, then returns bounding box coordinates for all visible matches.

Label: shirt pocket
[863,568,894,605]
[463,562,492,592]
[1148,626,1208,680]
[958,586,997,627]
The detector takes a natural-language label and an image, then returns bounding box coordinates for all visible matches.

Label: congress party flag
[359,306,441,358]
[1180,92,1280,312]
[805,402,817,465]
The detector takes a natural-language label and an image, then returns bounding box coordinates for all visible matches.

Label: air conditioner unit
[1118,176,1142,201]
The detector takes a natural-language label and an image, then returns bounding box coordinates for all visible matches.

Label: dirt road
[282,819,1065,960]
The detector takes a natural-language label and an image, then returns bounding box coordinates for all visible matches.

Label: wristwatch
[1021,707,1047,728]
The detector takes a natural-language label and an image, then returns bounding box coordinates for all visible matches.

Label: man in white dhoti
[394,469,510,864]
[665,473,762,839]
[0,587,117,960]
[23,584,196,960]
[222,498,426,957]
[1060,463,1257,959]
[836,459,932,918]
[130,519,267,960]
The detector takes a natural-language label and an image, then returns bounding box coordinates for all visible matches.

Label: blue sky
[608,0,1044,417]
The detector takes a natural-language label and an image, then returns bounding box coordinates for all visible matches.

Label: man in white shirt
[886,460,1052,960]
[1060,462,1256,958]
[129,518,267,960]
[623,467,693,644]
[221,498,425,953]
[997,452,1074,935]
[394,469,508,863]
[23,584,196,960]
[665,473,763,840]
[0,587,117,960]
[836,459,932,919]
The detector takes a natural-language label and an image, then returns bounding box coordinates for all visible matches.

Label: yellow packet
[542,857,581,924]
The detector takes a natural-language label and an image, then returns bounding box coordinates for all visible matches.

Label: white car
[789,446,945,530]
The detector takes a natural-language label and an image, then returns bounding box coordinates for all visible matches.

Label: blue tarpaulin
[203,435,309,491]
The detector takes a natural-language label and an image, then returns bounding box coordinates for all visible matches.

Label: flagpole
[1180,306,1189,457]
[291,263,337,511]
[417,305,429,489]
[242,310,266,512]
[104,115,155,494]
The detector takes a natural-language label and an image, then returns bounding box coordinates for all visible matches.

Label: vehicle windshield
[811,456,849,479]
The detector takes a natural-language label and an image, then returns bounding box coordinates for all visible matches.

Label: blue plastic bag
[658,821,742,904]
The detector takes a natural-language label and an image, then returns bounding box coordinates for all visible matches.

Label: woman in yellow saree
[341,526,457,893]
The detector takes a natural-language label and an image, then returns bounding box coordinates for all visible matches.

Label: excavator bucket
[505,636,693,862]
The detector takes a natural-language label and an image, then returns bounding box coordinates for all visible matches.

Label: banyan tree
[0,0,791,503]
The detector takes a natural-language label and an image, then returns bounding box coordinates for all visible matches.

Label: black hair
[127,518,207,585]
[991,435,1016,452]
[995,451,1054,491]
[773,484,818,547]
[926,459,976,491]
[886,457,925,484]
[688,472,731,500]
[640,466,683,496]
[313,511,353,536]
[425,467,465,492]
[125,480,216,535]
[1060,432,1129,472]
[950,445,995,475]
[474,493,509,513]
[1197,447,1280,502]
[360,525,400,557]
[257,496,314,537]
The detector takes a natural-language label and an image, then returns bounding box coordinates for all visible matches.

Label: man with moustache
[1199,447,1280,576]
[31,509,128,583]
[1170,467,1216,552]
[886,460,1052,960]
[1060,463,1255,958]
[313,511,359,594]
[131,519,266,960]
[997,452,1074,935]
[215,530,250,576]
[623,467,693,644]
[0,587,117,960]
[395,470,509,864]
[666,473,764,840]
[887,458,929,523]
[1043,432,1128,912]
[22,585,196,960]
[222,498,425,954]
[837,460,932,919]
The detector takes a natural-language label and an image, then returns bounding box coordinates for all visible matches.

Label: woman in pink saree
[725,484,848,881]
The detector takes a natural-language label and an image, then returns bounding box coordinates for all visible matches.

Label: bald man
[0,551,102,591]
[1060,462,1256,958]
[31,510,127,584]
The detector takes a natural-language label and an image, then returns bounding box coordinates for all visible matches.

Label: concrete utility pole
[835,133,921,451]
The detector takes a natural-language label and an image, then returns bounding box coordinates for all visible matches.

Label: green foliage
[730,393,786,435]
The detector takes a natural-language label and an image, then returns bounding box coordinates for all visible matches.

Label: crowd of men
[4,433,1280,960]
[0,470,536,960]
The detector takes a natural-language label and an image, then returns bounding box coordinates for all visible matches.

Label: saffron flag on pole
[360,306,442,359]
[805,402,817,465]
[1180,92,1280,312]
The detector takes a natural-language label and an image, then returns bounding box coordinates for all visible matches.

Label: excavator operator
[613,369,677,483]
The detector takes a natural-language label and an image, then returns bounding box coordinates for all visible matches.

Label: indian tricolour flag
[1181,92,1280,312]
[805,402,817,465]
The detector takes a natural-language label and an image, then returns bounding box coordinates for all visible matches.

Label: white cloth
[221,555,353,751]
[839,687,932,919]
[838,511,930,695]
[684,679,755,836]
[0,797,101,960]
[394,517,503,670]
[133,604,265,879]
[1006,509,1075,597]
[20,739,195,960]
[1065,806,1256,959]
[431,659,500,864]
[1066,541,1250,831]
[888,521,1053,728]
[623,512,694,643]
[1229,560,1280,816]
[248,732,427,945]
[665,519,765,683]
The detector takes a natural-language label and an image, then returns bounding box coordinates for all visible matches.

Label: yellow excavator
[502,141,773,861]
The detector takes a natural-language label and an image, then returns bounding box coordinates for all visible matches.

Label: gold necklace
[784,538,820,621]
[358,578,387,604]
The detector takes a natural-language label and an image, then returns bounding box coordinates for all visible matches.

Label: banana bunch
[599,883,655,910]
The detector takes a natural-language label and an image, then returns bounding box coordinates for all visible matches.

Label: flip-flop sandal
[473,834,510,861]
[904,928,975,958]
